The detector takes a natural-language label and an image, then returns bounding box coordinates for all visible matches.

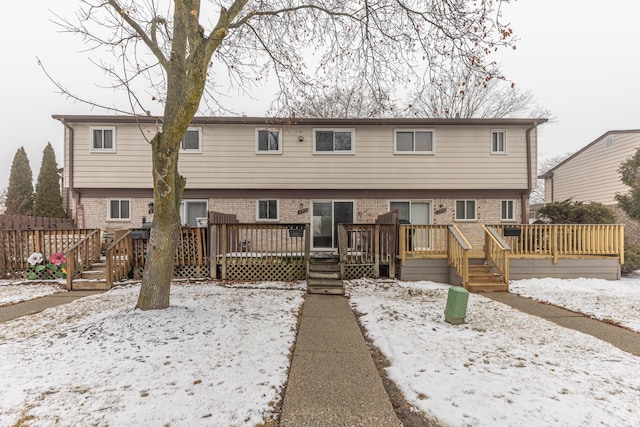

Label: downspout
[523,123,539,224]
[54,117,79,222]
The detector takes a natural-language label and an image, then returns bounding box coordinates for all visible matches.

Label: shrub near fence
[0,214,74,230]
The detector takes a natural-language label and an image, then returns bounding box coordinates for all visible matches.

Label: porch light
[148,202,154,214]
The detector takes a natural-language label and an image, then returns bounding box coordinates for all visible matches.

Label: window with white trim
[394,130,435,154]
[91,127,116,152]
[108,199,130,220]
[258,200,278,221]
[491,130,507,154]
[455,200,476,221]
[180,200,208,227]
[313,129,355,153]
[256,129,282,154]
[501,200,515,221]
[180,128,202,153]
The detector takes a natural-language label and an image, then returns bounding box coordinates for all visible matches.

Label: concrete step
[307,286,345,295]
[71,279,110,291]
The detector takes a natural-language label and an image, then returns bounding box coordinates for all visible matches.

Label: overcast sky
[1,1,639,190]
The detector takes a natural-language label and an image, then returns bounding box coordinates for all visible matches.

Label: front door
[312,201,354,249]
[391,201,431,250]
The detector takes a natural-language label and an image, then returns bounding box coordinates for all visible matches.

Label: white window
[257,200,278,220]
[501,200,515,221]
[313,129,355,153]
[180,200,208,227]
[108,199,130,220]
[455,200,476,221]
[604,134,615,149]
[91,127,116,152]
[180,128,202,153]
[394,130,435,154]
[491,130,507,154]
[256,129,282,154]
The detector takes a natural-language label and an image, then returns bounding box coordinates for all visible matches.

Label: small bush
[622,241,640,276]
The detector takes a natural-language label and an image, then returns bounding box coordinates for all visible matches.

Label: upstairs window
[256,129,282,154]
[455,200,476,221]
[108,199,130,220]
[91,127,116,152]
[395,130,435,154]
[491,130,507,154]
[258,200,278,220]
[180,128,202,153]
[501,200,515,221]
[314,129,355,153]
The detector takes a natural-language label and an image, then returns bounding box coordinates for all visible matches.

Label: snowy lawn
[510,276,640,333]
[0,283,304,427]
[0,280,65,307]
[346,278,640,427]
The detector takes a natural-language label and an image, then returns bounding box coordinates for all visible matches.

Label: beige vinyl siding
[549,133,640,205]
[70,122,535,190]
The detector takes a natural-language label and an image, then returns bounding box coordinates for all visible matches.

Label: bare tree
[407,65,548,118]
[284,85,398,118]
[530,153,572,205]
[56,0,516,310]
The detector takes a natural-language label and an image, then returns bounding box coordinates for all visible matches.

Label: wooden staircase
[307,254,344,295]
[70,257,110,291]
[466,264,508,293]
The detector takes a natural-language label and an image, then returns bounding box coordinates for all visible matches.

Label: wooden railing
[65,230,102,290]
[447,225,472,286]
[0,229,97,279]
[483,225,510,285]
[211,223,310,280]
[132,227,208,268]
[337,223,398,278]
[105,230,134,288]
[491,224,625,264]
[398,224,449,262]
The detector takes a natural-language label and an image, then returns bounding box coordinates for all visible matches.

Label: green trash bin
[444,286,469,325]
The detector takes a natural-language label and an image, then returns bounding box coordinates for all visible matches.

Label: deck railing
[398,224,449,261]
[337,223,398,278]
[447,225,472,286]
[483,225,510,284]
[65,230,102,290]
[105,230,134,288]
[0,229,97,280]
[491,224,625,264]
[211,223,310,280]
[132,227,209,268]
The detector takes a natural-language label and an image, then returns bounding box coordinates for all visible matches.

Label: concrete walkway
[280,294,401,426]
[485,292,640,357]
[0,291,103,323]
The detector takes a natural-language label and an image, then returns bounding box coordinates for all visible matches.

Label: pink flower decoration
[50,252,67,266]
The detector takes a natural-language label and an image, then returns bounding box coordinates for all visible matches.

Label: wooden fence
[337,223,398,278]
[0,229,96,279]
[0,214,74,230]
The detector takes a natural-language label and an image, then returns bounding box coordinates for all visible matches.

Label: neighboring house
[53,115,546,249]
[539,129,640,244]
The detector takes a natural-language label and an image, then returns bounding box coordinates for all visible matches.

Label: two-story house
[53,115,546,249]
[539,130,640,244]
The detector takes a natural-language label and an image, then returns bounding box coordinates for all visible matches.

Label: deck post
[221,224,228,280]
[210,224,219,279]
[304,223,311,279]
[373,224,380,278]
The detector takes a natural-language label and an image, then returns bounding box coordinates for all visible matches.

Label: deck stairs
[466,264,508,293]
[70,256,110,291]
[307,254,344,295]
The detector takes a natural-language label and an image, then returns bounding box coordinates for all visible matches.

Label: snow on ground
[345,278,640,427]
[3,276,640,426]
[0,280,65,307]
[0,283,304,427]
[510,276,640,333]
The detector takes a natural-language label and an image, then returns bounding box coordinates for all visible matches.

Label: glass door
[411,202,431,250]
[312,201,354,249]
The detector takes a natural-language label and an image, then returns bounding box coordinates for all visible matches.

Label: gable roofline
[539,129,640,179]
[52,114,547,128]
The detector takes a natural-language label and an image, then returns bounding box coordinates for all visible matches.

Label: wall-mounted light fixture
[299,203,304,210]
[298,135,304,142]
[148,202,154,214]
